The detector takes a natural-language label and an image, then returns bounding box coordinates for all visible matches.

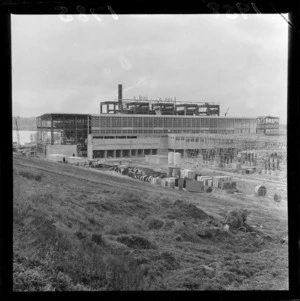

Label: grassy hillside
[13,156,288,291]
[12,117,36,131]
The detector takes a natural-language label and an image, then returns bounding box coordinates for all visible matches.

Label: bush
[91,233,105,246]
[174,223,201,243]
[163,220,175,231]
[88,217,96,225]
[223,209,251,230]
[13,262,49,291]
[75,231,87,240]
[105,254,146,290]
[147,217,164,230]
[19,170,42,182]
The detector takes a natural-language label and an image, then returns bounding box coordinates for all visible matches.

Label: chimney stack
[118,84,122,109]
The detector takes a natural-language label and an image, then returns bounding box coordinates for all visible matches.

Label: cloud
[12,14,287,123]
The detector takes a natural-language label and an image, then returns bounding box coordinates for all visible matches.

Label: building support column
[51,117,54,145]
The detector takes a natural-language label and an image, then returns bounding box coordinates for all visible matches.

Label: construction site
[30,84,285,191]
[13,84,288,291]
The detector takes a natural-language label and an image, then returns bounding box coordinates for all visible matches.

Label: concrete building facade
[88,114,258,159]
[37,113,281,160]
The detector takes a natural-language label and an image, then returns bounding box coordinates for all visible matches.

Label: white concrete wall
[145,155,168,165]
[46,145,77,158]
[87,135,93,159]
[91,136,161,150]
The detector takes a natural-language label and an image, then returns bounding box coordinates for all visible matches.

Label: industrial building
[36,113,89,157]
[36,84,282,160]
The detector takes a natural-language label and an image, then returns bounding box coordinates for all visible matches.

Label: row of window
[91,116,257,130]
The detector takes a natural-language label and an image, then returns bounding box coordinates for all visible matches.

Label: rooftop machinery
[100,84,220,116]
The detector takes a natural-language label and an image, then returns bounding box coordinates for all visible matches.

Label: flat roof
[92,114,257,120]
[37,113,269,120]
[37,113,89,119]
[257,116,279,119]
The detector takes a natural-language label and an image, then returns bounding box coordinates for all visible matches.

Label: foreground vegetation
[13,157,288,291]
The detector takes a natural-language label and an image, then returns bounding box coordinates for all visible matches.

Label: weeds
[19,170,43,182]
[13,160,288,291]
[91,233,105,246]
[75,231,87,240]
[223,209,251,230]
[146,217,164,230]
[117,235,156,249]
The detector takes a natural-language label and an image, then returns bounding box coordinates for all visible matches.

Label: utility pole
[14,117,21,149]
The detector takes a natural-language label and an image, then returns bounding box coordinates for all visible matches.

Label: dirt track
[13,155,287,229]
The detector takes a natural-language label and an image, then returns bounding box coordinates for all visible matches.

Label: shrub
[147,217,164,230]
[224,209,251,229]
[158,252,179,270]
[174,223,201,243]
[75,231,87,240]
[88,217,96,225]
[13,262,49,291]
[175,235,182,242]
[91,233,105,246]
[182,279,200,290]
[163,220,175,231]
[105,255,146,290]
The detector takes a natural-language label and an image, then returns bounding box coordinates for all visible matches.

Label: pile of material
[255,185,267,196]
[181,169,195,179]
[212,176,232,188]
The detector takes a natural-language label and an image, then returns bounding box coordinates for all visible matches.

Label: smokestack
[118,84,122,108]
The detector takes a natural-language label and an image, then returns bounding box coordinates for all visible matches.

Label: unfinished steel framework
[36,113,89,157]
[100,84,220,116]
[256,116,280,135]
[168,133,286,163]
[100,99,220,116]
[36,85,283,160]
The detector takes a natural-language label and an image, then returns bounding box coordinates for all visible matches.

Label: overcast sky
[12,14,288,123]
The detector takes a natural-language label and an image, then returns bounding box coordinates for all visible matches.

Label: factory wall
[90,114,258,135]
[46,144,77,158]
[88,134,168,159]
[87,115,262,159]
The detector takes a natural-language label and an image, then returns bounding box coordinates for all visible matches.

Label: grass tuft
[117,235,156,249]
[19,170,43,182]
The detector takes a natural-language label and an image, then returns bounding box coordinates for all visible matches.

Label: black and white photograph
[12,10,289,291]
